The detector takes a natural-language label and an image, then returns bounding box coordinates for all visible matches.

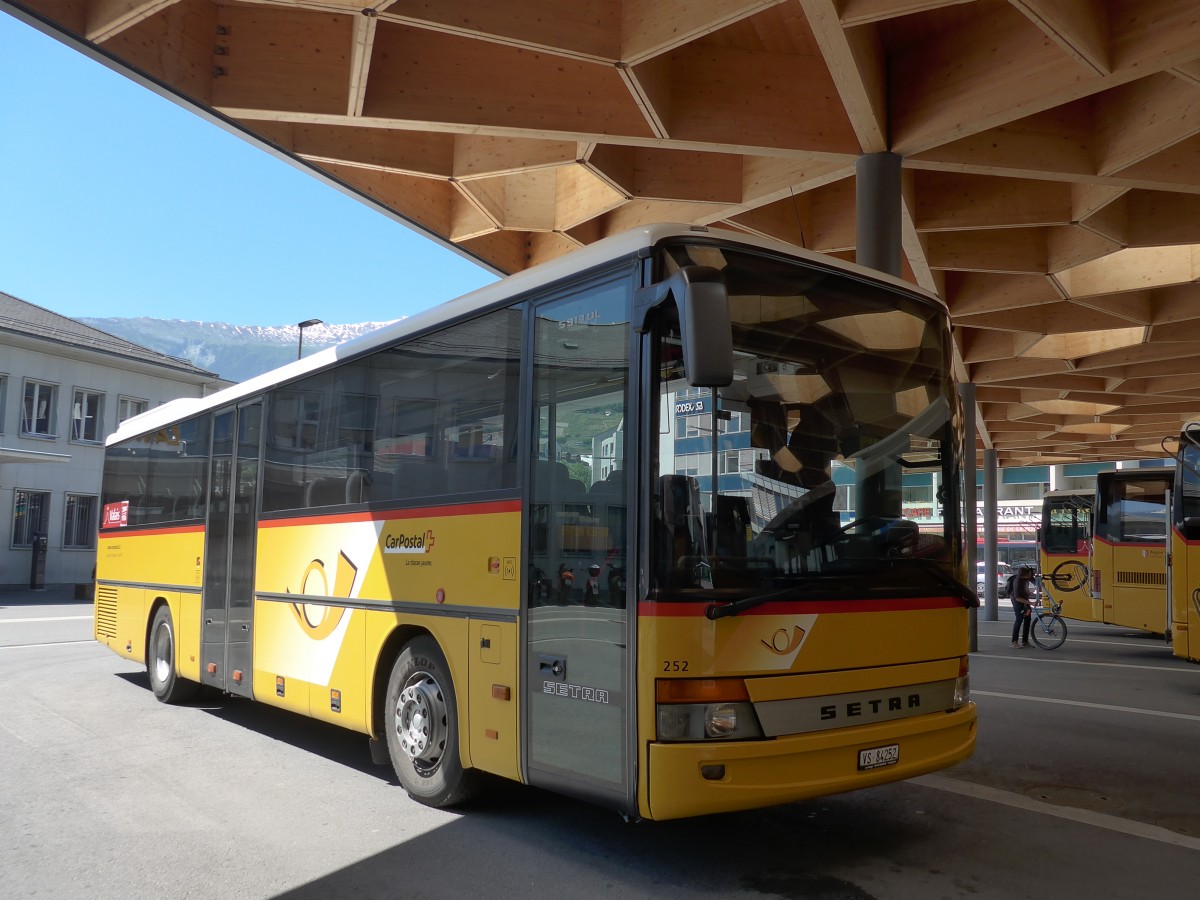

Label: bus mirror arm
[635,266,734,388]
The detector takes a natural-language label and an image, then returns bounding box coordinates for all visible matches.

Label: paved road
[2,592,1198,899]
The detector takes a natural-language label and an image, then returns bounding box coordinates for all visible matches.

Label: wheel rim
[395,672,447,773]
[152,620,172,685]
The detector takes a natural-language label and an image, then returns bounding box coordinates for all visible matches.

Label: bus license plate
[858,744,899,770]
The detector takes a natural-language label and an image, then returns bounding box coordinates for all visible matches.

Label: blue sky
[0,13,497,327]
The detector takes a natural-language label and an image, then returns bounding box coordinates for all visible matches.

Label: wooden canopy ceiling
[9,0,1200,467]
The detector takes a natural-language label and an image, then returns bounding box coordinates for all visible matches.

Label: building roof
[0,290,219,380]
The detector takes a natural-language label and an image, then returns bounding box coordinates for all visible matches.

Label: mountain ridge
[79,316,400,383]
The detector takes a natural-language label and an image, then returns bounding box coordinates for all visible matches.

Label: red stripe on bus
[639,596,965,616]
[258,498,522,528]
[1092,536,1165,549]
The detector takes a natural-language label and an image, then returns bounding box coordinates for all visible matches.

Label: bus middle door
[201,401,263,698]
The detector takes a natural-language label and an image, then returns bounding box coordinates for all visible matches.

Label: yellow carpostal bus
[1090,469,1172,635]
[1038,489,1094,620]
[95,224,977,821]
[1171,425,1200,662]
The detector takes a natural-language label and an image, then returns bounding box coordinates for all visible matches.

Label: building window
[118,396,148,423]
[12,490,50,547]
[72,390,105,442]
[22,381,57,437]
[0,374,6,433]
[63,495,98,549]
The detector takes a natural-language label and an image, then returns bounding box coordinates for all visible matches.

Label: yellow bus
[1171,425,1200,662]
[95,224,976,821]
[1038,489,1093,620]
[1090,469,1172,635]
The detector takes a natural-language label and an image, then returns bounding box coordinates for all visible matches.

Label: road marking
[913,774,1200,852]
[972,689,1200,723]
[0,640,97,651]
[974,652,1198,675]
[1,616,93,624]
[981,632,1171,649]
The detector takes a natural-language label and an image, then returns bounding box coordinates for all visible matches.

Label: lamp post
[297,318,323,359]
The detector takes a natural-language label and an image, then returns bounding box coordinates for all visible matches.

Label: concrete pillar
[855,152,903,277]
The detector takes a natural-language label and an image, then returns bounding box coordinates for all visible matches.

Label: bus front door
[524,278,634,813]
[201,402,263,699]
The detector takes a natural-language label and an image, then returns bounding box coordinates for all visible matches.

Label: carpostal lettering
[820,693,921,721]
[543,681,610,704]
[383,530,435,554]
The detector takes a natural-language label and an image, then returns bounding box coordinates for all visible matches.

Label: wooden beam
[587,145,744,203]
[86,0,179,43]
[347,13,378,117]
[256,122,456,177]
[889,3,1105,156]
[913,171,1072,231]
[380,0,621,62]
[1057,245,1200,297]
[363,24,652,137]
[943,271,1062,317]
[799,0,887,151]
[620,0,781,65]
[925,228,1048,274]
[1009,0,1110,75]
[1093,72,1200,176]
[1046,224,1122,273]
[837,0,974,26]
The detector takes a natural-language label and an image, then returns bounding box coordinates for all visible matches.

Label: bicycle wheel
[1030,613,1067,650]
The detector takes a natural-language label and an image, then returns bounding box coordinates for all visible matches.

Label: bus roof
[108,223,943,446]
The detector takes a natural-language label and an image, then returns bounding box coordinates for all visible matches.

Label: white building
[0,291,226,593]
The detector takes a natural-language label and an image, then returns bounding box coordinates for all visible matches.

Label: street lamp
[297,318,323,359]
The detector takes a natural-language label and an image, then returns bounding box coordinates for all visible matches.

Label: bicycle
[1027,594,1068,650]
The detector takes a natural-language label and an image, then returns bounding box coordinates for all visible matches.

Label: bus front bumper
[644,702,976,821]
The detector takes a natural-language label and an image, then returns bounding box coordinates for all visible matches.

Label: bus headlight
[656,678,764,741]
[656,701,763,741]
[952,657,970,709]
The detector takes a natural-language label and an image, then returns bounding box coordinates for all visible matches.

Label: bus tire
[385,636,478,807]
[147,605,199,704]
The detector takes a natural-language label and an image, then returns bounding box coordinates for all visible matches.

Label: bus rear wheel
[385,636,478,807]
[147,605,198,704]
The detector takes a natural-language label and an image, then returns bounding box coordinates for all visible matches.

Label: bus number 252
[663,660,690,672]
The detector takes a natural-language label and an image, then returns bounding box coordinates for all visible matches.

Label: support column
[983,449,999,623]
[960,383,978,651]
[855,152,903,277]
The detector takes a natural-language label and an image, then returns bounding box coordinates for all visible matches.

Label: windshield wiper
[705,582,818,620]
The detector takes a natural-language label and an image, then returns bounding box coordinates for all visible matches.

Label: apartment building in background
[0,291,225,592]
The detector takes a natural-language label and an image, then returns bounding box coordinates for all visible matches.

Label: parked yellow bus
[1090,469,1172,635]
[95,224,976,821]
[1038,489,1093,620]
[1171,425,1200,662]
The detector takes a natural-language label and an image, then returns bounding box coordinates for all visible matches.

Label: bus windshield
[651,243,960,600]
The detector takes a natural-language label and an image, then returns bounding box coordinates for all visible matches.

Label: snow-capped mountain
[79,317,400,383]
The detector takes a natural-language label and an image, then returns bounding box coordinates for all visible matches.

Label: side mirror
[672,267,733,387]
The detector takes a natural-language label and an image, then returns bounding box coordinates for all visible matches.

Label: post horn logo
[761,626,806,655]
[289,551,357,640]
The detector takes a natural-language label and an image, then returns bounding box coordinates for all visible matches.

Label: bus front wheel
[147,605,198,704]
[385,636,478,807]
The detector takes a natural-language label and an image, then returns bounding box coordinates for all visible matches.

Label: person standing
[1010,565,1035,648]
